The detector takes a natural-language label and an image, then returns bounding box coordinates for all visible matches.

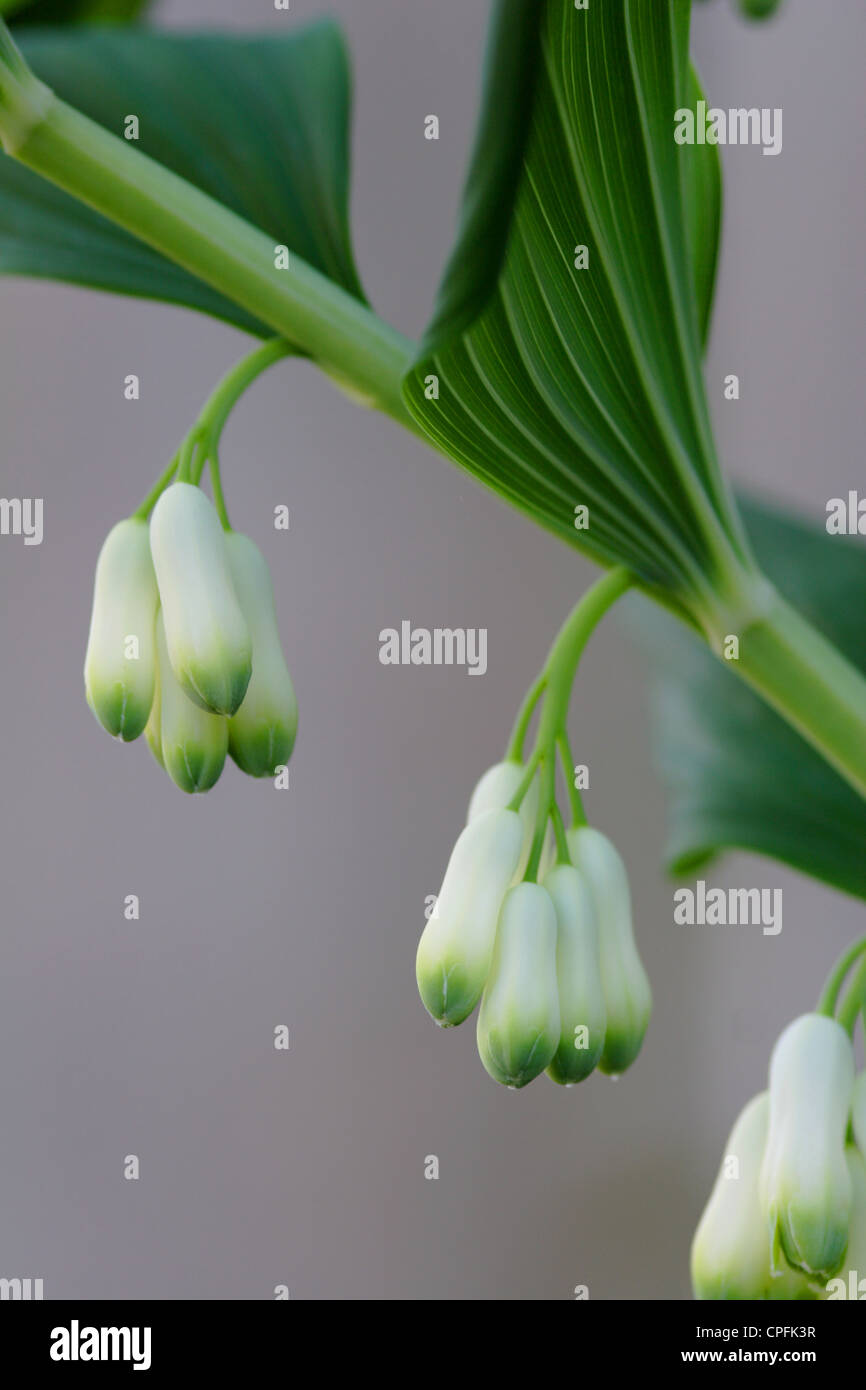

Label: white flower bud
[543,863,605,1085]
[760,1013,854,1278]
[224,532,297,777]
[155,610,228,793]
[467,760,539,881]
[416,808,524,1027]
[822,1147,866,1300]
[691,1093,816,1300]
[566,826,651,1075]
[476,882,560,1088]
[149,483,251,715]
[84,518,158,741]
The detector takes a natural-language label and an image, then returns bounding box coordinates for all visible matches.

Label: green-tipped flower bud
[691,1093,817,1300]
[416,808,524,1027]
[84,518,159,741]
[149,482,251,715]
[852,1070,866,1157]
[823,1147,866,1300]
[476,882,560,1088]
[224,532,297,777]
[760,1013,854,1278]
[566,826,651,1075]
[543,863,606,1085]
[155,611,227,793]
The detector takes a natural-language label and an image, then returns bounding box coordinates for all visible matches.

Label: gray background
[0,0,863,1300]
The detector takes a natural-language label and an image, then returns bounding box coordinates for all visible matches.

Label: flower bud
[691,1093,816,1300]
[543,864,605,1085]
[416,808,524,1027]
[476,882,560,1088]
[467,760,538,880]
[852,1070,866,1158]
[822,1147,866,1300]
[566,826,651,1075]
[224,532,297,777]
[155,611,227,793]
[149,483,251,715]
[760,1013,854,1278]
[84,518,159,741]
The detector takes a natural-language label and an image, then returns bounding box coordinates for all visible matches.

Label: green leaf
[403,0,743,619]
[0,0,150,22]
[0,24,364,333]
[637,497,866,901]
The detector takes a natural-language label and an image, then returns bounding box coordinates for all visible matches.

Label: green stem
[534,567,633,755]
[197,338,292,448]
[131,456,178,521]
[837,955,866,1037]
[525,754,555,882]
[4,26,866,804]
[208,457,231,531]
[2,68,415,428]
[558,732,585,827]
[733,589,866,800]
[506,674,546,761]
[816,936,866,1017]
[517,567,632,877]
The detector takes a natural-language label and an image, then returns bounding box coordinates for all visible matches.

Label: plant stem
[733,589,866,800]
[196,338,292,448]
[4,25,866,804]
[837,954,866,1037]
[516,567,633,873]
[816,936,866,1017]
[131,456,178,521]
[506,674,546,761]
[3,75,415,427]
[534,567,633,757]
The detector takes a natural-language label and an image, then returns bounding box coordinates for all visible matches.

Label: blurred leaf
[0,0,150,21]
[0,24,364,332]
[637,497,866,900]
[403,0,743,614]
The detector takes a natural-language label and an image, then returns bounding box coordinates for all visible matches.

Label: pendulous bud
[823,1147,866,1300]
[691,1093,816,1301]
[467,760,539,881]
[759,1013,854,1279]
[84,518,159,741]
[149,482,251,715]
[566,826,651,1075]
[225,532,297,777]
[543,863,606,1085]
[416,808,524,1027]
[476,882,560,1088]
[155,610,228,793]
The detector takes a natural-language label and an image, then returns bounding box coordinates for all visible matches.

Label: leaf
[403,0,742,616]
[636,497,866,901]
[0,0,150,22]
[0,24,364,333]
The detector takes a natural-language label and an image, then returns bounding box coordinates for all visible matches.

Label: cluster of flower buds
[415,759,652,1088]
[84,481,297,792]
[691,1014,866,1299]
